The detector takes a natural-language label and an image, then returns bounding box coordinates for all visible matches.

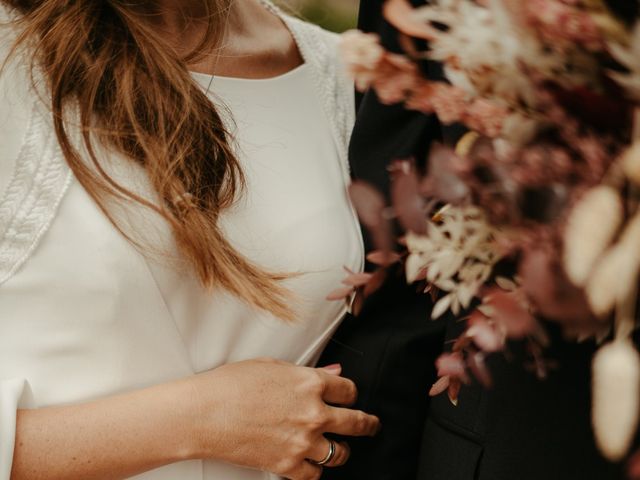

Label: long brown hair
[3,0,294,320]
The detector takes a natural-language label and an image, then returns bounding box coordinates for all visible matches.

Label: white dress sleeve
[0,12,62,479]
[0,379,33,480]
[0,14,32,480]
[0,15,73,287]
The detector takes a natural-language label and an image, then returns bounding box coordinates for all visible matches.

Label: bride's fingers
[325,406,380,437]
[319,372,358,406]
[318,363,342,376]
[286,460,322,480]
[307,439,351,468]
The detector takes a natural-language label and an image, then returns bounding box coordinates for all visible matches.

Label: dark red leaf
[467,351,493,388]
[326,286,354,302]
[363,269,388,297]
[424,144,471,204]
[448,379,462,406]
[519,247,595,326]
[436,352,468,382]
[429,375,450,397]
[351,289,365,317]
[628,448,640,479]
[349,181,386,229]
[390,159,428,234]
[483,288,536,339]
[366,250,402,267]
[342,272,374,287]
[467,313,505,353]
[545,82,632,134]
[349,181,394,253]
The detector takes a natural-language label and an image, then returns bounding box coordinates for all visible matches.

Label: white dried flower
[411,0,569,111]
[585,245,629,317]
[500,113,541,147]
[586,211,640,317]
[406,252,427,284]
[619,210,640,256]
[406,206,503,319]
[592,340,640,461]
[563,186,623,287]
[608,24,640,101]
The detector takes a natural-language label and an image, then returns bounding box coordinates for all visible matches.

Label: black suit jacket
[320,1,627,479]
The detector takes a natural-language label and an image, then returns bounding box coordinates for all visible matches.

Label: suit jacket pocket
[417,417,483,480]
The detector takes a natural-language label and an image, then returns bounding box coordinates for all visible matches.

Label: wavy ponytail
[3,0,295,320]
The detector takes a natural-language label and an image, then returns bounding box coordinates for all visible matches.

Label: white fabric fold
[0,379,33,480]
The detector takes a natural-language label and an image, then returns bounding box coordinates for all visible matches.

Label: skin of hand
[189,358,379,479]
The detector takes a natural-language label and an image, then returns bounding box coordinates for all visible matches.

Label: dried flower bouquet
[333,0,640,465]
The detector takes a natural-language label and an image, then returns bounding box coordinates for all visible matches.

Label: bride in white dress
[0,0,379,479]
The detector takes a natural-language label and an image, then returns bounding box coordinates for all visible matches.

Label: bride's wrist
[149,377,213,463]
[169,373,228,462]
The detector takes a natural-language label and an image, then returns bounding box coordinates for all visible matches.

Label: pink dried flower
[466,311,506,353]
[340,30,387,91]
[482,287,536,339]
[433,352,470,405]
[340,30,385,71]
[525,0,604,51]
[436,352,469,382]
[429,375,451,396]
[430,83,468,125]
[371,55,421,104]
[374,67,419,105]
[405,82,435,114]
[342,271,374,288]
[464,99,509,138]
[326,286,354,302]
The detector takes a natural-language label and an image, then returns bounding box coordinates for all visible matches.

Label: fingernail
[323,363,342,374]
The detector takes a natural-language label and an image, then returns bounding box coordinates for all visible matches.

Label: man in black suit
[320,1,628,478]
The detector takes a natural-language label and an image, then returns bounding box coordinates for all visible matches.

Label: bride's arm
[12,377,198,480]
[10,359,379,480]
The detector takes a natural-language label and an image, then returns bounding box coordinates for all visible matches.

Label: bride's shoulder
[264,3,351,85]
[281,15,354,104]
[283,14,342,62]
[276,12,356,161]
[266,4,340,65]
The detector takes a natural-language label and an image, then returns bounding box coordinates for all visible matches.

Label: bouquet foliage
[333,0,640,466]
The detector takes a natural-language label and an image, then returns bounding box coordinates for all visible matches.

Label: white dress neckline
[190,61,309,84]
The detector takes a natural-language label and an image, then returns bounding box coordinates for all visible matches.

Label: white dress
[0,4,362,479]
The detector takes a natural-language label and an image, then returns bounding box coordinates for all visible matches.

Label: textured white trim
[0,98,72,286]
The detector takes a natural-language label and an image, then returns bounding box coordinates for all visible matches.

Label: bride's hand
[187,358,379,480]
